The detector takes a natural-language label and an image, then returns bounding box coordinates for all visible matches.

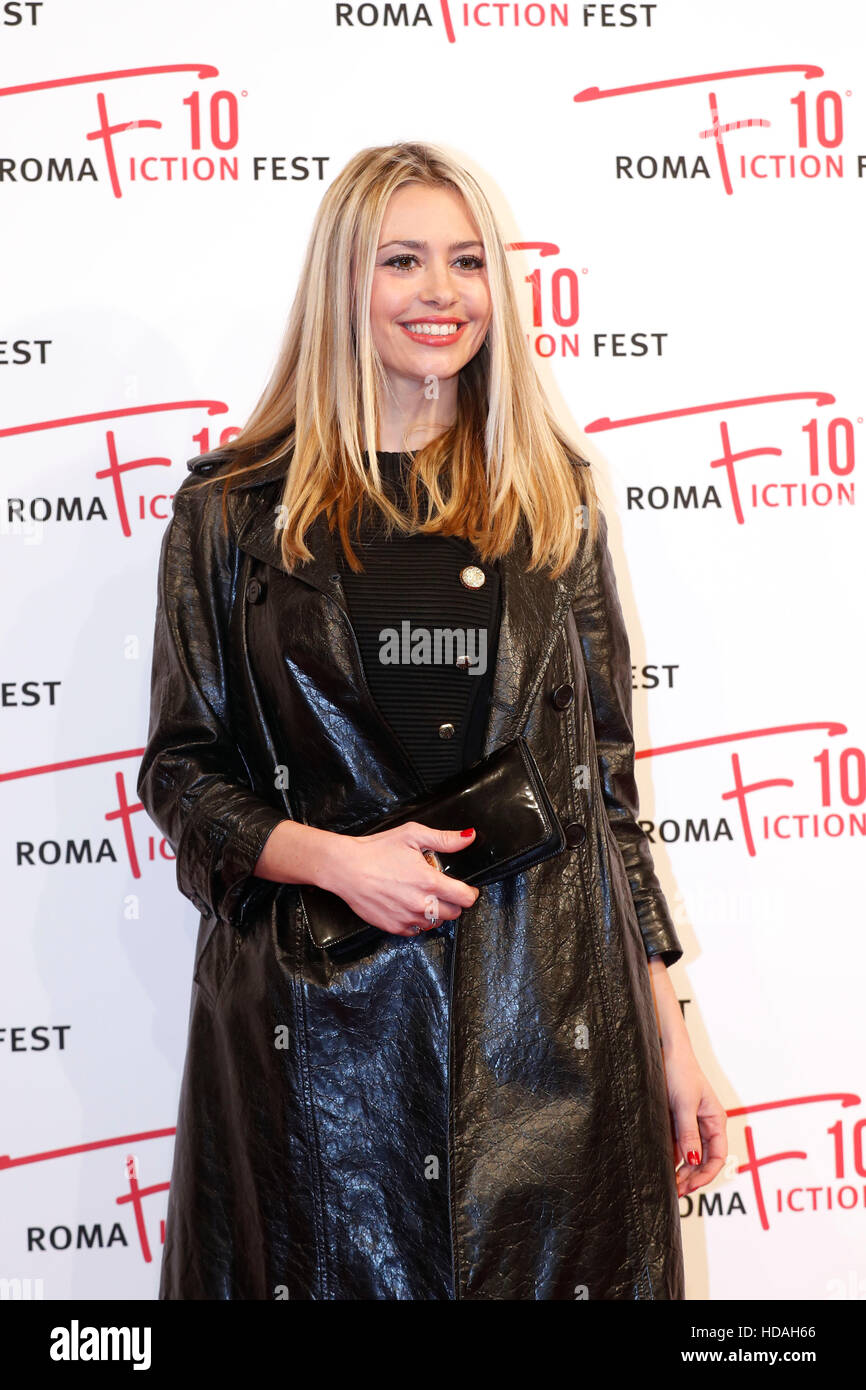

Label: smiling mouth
[399,321,467,338]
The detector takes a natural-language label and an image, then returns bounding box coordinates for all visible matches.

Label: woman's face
[370,182,492,391]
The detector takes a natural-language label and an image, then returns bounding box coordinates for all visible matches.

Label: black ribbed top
[336,452,501,791]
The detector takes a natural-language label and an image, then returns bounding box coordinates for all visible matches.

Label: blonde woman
[138,141,726,1300]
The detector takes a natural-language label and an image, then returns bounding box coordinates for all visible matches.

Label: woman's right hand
[316,822,480,936]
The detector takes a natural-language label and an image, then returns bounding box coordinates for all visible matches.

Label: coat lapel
[228,469,428,795]
[479,521,581,757]
[227,465,582,770]
[228,462,339,603]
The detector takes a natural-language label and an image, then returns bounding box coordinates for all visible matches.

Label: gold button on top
[438,723,456,740]
[459,564,485,589]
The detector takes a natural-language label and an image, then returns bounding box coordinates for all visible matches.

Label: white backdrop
[1,0,864,1301]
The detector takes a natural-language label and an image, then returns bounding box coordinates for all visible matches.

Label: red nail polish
[687,1150,701,1166]
[460,828,475,837]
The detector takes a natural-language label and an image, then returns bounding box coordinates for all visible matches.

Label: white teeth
[402,322,461,336]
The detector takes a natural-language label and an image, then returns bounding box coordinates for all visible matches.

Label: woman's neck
[376,428,450,451]
[375,375,458,452]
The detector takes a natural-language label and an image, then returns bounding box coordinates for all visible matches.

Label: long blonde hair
[188,141,599,577]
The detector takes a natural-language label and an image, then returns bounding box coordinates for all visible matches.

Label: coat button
[438,723,456,739]
[564,821,586,848]
[459,565,486,589]
[552,683,574,710]
[245,578,266,604]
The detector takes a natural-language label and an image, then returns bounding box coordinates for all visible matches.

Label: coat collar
[192,451,583,760]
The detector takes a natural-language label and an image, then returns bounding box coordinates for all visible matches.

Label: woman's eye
[382,254,485,271]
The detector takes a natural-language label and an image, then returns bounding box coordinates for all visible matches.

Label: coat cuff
[638,909,684,968]
[174,784,287,928]
[608,821,684,967]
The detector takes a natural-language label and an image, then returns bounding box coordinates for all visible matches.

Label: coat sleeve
[136,475,288,929]
[571,506,683,967]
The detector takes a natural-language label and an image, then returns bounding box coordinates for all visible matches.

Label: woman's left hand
[646,956,727,1197]
[663,1046,728,1197]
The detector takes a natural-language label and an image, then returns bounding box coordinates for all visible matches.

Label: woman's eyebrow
[378,239,484,251]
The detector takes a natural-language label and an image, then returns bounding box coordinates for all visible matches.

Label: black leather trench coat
[137,448,685,1301]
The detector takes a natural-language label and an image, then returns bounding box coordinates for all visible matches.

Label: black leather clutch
[299,736,566,955]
